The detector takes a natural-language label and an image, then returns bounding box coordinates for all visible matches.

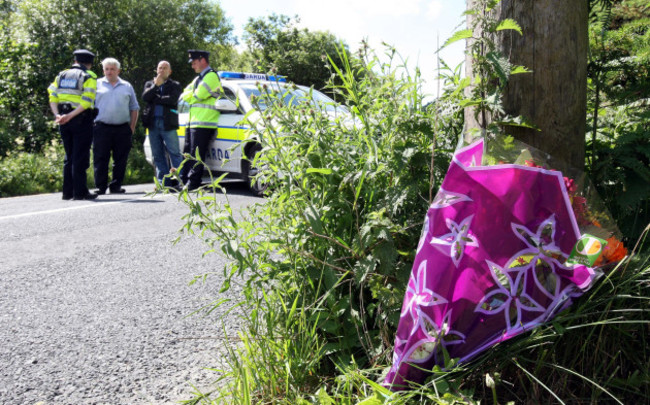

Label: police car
[143,71,347,196]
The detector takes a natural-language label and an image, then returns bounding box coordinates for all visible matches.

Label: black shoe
[62,194,73,200]
[109,188,126,194]
[95,189,106,195]
[73,193,98,200]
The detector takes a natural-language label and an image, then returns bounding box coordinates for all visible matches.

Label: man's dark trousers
[180,127,215,189]
[93,122,132,192]
[60,112,93,199]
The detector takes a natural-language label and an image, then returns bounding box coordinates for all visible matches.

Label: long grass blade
[512,359,565,404]
[547,363,624,405]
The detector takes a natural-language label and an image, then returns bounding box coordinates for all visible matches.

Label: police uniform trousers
[180,127,215,189]
[60,111,94,199]
[93,122,132,192]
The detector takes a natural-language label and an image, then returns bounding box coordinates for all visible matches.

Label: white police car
[143,71,347,196]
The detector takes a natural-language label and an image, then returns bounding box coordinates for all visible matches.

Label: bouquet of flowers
[384,135,627,389]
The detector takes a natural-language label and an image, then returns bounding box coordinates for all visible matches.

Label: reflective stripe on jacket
[48,65,97,110]
[181,69,222,129]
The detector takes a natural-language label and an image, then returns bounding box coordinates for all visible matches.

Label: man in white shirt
[93,57,140,194]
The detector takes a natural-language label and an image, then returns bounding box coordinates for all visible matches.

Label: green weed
[0,139,63,197]
[175,43,460,403]
[0,133,155,198]
[176,1,650,402]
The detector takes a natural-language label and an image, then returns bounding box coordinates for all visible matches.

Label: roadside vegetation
[0,0,348,198]
[0,130,153,198]
[173,1,649,403]
[177,41,460,402]
[1,0,648,402]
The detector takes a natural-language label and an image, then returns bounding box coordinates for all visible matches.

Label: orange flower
[594,237,628,266]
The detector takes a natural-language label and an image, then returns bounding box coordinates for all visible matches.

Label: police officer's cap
[188,50,209,63]
[73,49,95,64]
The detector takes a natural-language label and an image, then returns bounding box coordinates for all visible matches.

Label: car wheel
[243,143,268,197]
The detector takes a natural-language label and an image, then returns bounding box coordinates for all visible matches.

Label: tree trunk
[465,0,589,170]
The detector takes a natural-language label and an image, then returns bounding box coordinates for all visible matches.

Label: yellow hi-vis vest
[48,65,97,110]
[181,68,222,129]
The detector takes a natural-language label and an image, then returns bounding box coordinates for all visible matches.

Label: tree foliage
[589,0,650,104]
[243,14,351,91]
[15,0,234,86]
[0,0,234,155]
[587,0,650,244]
[0,35,51,154]
[446,0,535,158]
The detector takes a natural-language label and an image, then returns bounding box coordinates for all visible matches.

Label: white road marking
[0,194,170,221]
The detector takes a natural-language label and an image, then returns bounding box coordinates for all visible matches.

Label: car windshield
[176,83,348,115]
[239,83,347,113]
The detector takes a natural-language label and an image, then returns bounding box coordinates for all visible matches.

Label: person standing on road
[179,50,222,191]
[141,61,183,189]
[47,49,98,201]
[93,57,139,195]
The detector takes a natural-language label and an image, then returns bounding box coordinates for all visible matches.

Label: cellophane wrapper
[384,134,627,390]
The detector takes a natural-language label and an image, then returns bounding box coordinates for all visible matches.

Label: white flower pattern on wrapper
[391,336,408,365]
[401,260,448,327]
[430,215,479,267]
[416,215,430,253]
[511,215,564,263]
[509,215,576,300]
[475,260,545,330]
[405,312,466,364]
[431,189,473,209]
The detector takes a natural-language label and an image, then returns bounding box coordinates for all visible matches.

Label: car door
[204,86,247,174]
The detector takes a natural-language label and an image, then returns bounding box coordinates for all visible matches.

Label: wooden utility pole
[465,0,589,169]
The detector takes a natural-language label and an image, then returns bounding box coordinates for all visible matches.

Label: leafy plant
[0,140,64,197]
[174,43,460,403]
[0,34,52,155]
[123,128,156,186]
[588,101,650,245]
[586,0,650,245]
[443,0,534,141]
[174,1,650,403]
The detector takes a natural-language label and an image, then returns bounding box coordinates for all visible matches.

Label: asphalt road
[0,183,258,404]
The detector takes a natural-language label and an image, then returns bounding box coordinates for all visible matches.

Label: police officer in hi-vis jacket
[179,49,222,191]
[48,49,98,201]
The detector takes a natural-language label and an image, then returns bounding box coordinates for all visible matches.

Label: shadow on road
[203,182,261,198]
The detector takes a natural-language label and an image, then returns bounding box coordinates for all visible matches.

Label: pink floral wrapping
[384,139,600,389]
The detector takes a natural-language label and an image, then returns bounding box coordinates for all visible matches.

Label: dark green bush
[0,142,63,198]
[0,132,155,198]
[588,102,650,246]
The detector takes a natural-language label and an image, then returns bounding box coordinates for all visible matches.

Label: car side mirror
[215,99,238,113]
